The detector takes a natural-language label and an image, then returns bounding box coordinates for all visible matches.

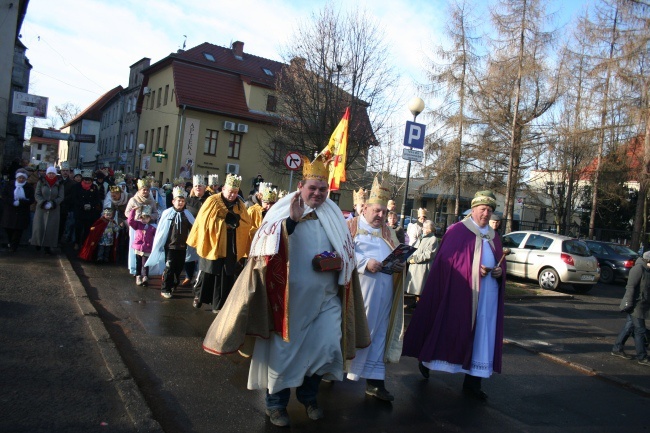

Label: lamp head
[408,97,425,118]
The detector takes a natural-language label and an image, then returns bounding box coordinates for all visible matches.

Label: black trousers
[162,248,186,292]
[4,228,23,251]
[193,261,236,309]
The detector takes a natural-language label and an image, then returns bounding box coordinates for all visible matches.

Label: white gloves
[13,200,19,207]
[44,202,52,210]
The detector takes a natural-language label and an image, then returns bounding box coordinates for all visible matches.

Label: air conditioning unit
[237,123,249,133]
[143,86,151,95]
[225,163,240,174]
[223,121,236,131]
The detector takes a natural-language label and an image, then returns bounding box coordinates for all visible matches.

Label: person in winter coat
[31,166,65,254]
[124,177,159,275]
[127,205,156,286]
[73,169,102,250]
[404,220,439,307]
[1,169,35,251]
[612,251,650,366]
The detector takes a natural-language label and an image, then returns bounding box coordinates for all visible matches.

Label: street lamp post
[136,143,145,177]
[400,97,425,228]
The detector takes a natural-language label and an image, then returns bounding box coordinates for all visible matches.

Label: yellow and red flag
[317,107,349,191]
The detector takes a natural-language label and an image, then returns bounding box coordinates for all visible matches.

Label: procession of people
[1,157,512,429]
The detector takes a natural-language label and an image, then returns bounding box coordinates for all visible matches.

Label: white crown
[192,174,205,186]
[208,174,219,186]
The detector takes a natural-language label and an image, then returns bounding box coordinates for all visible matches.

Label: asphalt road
[64,250,650,433]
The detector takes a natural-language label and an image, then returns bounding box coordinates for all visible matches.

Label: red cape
[78,217,117,261]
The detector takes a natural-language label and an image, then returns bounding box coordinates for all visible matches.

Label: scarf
[45,176,57,187]
[14,180,26,201]
[81,181,92,191]
[249,191,355,286]
[461,216,496,329]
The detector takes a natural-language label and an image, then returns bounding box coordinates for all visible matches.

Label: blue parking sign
[403,121,426,149]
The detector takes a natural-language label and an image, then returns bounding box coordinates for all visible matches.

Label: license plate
[580,275,595,281]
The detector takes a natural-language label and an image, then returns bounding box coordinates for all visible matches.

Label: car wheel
[600,266,614,284]
[538,268,560,290]
[573,284,593,294]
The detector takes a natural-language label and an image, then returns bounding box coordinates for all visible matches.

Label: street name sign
[403,121,426,149]
[31,127,95,143]
[402,148,423,162]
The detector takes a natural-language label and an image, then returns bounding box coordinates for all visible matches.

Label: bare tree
[48,102,81,129]
[420,0,482,219]
[269,4,401,186]
[474,0,560,232]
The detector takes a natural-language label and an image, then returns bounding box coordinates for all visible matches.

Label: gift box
[312,251,342,272]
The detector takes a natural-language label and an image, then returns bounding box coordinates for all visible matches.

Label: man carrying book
[346,177,406,402]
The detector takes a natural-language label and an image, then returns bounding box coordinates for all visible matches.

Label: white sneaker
[161,291,172,299]
[142,276,149,286]
[136,276,142,286]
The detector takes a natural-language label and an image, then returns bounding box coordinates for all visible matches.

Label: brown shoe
[181,278,191,287]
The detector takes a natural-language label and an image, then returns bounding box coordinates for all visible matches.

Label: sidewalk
[0,245,160,433]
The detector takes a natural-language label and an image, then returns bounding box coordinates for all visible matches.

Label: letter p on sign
[403,121,426,149]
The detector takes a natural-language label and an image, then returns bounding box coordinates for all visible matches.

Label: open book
[380,243,417,275]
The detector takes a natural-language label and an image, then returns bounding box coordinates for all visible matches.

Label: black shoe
[305,402,324,420]
[35,246,41,251]
[44,247,52,255]
[418,361,430,378]
[365,384,394,402]
[193,297,202,309]
[463,386,488,401]
[265,408,290,427]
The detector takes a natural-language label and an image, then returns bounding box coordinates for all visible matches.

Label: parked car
[583,240,637,284]
[502,231,600,293]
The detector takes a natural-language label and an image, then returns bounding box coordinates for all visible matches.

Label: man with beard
[346,177,405,402]
[201,155,369,427]
[187,173,251,313]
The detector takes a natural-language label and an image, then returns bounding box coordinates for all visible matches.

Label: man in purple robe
[402,190,505,401]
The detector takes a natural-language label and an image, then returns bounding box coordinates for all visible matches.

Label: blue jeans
[265,374,322,410]
[613,314,647,360]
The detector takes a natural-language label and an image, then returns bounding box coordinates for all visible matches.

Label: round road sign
[284,152,303,171]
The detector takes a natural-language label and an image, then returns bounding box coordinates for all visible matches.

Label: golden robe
[187,193,252,261]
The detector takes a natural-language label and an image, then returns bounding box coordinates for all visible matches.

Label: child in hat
[127,204,156,286]
[146,186,196,299]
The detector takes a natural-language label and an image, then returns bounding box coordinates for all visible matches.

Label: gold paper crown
[172,186,187,198]
[109,185,122,193]
[224,173,242,189]
[137,176,154,189]
[417,207,428,217]
[113,170,125,185]
[366,177,390,206]
[260,183,278,202]
[172,177,186,186]
[192,174,205,186]
[353,187,367,205]
[302,155,329,182]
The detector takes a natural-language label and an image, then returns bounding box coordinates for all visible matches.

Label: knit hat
[490,213,502,221]
[471,190,497,210]
[15,168,28,179]
[46,166,57,175]
[643,251,650,261]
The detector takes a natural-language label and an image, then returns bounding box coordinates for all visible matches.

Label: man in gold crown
[346,177,405,402]
[187,173,252,312]
[347,187,367,220]
[247,182,277,238]
[124,176,159,275]
[201,154,369,427]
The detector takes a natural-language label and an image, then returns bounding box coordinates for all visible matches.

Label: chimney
[232,41,244,60]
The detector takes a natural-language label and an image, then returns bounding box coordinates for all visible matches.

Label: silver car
[502,231,600,293]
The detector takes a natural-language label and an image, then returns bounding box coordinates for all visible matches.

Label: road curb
[504,338,650,397]
[59,256,163,433]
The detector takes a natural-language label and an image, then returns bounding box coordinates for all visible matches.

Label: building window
[266,95,277,112]
[156,127,161,150]
[129,132,134,150]
[143,130,148,151]
[38,143,42,150]
[149,129,154,153]
[262,68,274,76]
[123,134,127,151]
[164,85,169,105]
[203,52,215,62]
[228,133,242,159]
[163,125,169,151]
[204,129,218,155]
[150,91,155,110]
[330,192,340,205]
[157,88,162,107]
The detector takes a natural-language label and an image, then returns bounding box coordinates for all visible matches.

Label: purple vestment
[402,220,505,373]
